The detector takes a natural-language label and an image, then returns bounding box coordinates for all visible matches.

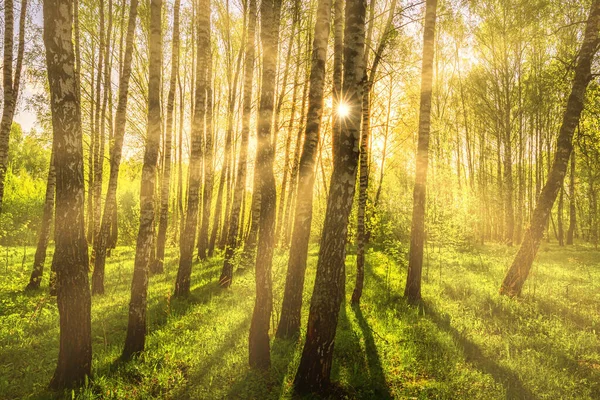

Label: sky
[14,88,39,133]
[12,2,43,134]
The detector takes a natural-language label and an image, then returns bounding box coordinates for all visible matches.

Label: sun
[337,102,350,118]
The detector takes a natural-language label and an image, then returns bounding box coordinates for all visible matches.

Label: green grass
[1,241,599,399]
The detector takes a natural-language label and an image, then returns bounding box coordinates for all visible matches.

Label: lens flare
[337,102,350,118]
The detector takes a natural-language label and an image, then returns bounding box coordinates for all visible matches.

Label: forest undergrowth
[1,242,599,399]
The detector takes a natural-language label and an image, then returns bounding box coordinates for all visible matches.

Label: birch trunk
[121,0,162,359]
[276,0,333,339]
[175,0,210,297]
[197,50,214,260]
[500,0,600,297]
[0,0,28,212]
[91,0,139,295]
[209,26,244,257]
[567,148,576,245]
[352,0,397,305]
[220,0,257,287]
[293,0,366,390]
[26,149,55,290]
[91,0,106,247]
[43,0,92,388]
[155,0,181,273]
[248,0,282,369]
[404,0,438,303]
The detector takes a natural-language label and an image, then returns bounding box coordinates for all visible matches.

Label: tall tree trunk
[243,185,261,258]
[218,10,245,252]
[373,75,392,209]
[271,3,298,155]
[121,0,162,359]
[176,72,185,244]
[219,153,234,250]
[0,0,28,212]
[515,59,524,244]
[567,148,576,244]
[558,185,565,246]
[155,0,181,273]
[209,21,244,257]
[93,0,113,253]
[352,0,397,306]
[105,0,116,256]
[209,164,226,256]
[220,0,257,287]
[175,0,210,297]
[74,0,82,102]
[106,28,118,255]
[403,0,438,303]
[504,89,514,246]
[91,0,107,248]
[274,30,301,245]
[197,51,214,261]
[26,150,55,290]
[499,0,600,297]
[87,43,96,244]
[496,123,504,241]
[43,0,92,388]
[274,0,300,242]
[281,38,311,247]
[276,0,332,339]
[352,89,370,305]
[331,0,343,162]
[293,0,366,391]
[248,0,282,370]
[91,0,139,295]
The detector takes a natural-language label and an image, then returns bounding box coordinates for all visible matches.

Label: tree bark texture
[91,0,139,295]
[293,0,366,391]
[27,150,55,290]
[197,51,214,261]
[276,0,333,339]
[404,0,438,303]
[43,0,92,388]
[175,0,210,297]
[567,148,576,245]
[248,0,282,370]
[155,0,181,273]
[352,0,397,305]
[0,0,28,212]
[499,0,600,297]
[121,0,162,359]
[220,0,257,287]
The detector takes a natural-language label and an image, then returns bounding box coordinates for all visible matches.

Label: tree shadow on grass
[533,296,599,331]
[145,278,226,333]
[421,301,536,400]
[168,315,252,399]
[352,305,392,399]
[222,335,298,399]
[331,301,392,399]
[100,279,228,373]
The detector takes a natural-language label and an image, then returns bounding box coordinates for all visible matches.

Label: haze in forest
[1,0,600,398]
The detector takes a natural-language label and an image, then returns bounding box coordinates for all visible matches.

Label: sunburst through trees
[1,0,600,397]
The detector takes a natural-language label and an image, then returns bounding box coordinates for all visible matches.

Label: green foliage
[117,189,140,246]
[8,124,51,180]
[114,159,143,246]
[0,123,49,246]
[0,170,45,245]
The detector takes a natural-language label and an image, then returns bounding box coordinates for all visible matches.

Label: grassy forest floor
[1,242,599,399]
